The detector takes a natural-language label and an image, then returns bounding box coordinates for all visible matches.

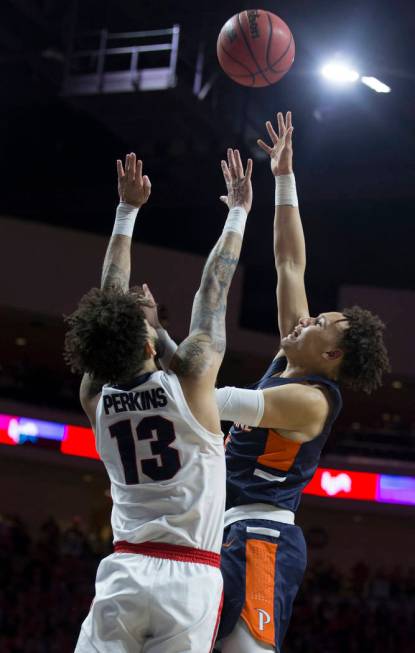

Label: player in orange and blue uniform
[216,112,389,653]
[218,355,342,652]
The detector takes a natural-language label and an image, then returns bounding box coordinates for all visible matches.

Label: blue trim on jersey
[113,372,154,391]
[225,355,342,512]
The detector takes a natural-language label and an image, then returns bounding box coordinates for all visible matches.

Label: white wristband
[275,173,299,207]
[112,202,140,238]
[223,206,248,237]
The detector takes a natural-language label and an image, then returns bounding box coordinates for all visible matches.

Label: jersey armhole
[165,371,225,444]
[307,382,341,437]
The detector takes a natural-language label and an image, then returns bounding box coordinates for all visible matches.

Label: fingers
[223,149,251,182]
[234,149,244,178]
[221,159,231,184]
[257,138,273,155]
[142,283,156,304]
[286,110,292,130]
[130,152,136,179]
[244,158,253,180]
[266,120,279,145]
[125,152,136,180]
[124,152,141,180]
[219,195,229,206]
[227,148,238,179]
[142,174,151,199]
[136,159,143,183]
[116,159,124,179]
[277,112,285,138]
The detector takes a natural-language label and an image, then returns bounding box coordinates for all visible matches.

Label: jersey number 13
[109,416,181,484]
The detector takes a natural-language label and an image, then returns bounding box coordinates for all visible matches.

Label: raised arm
[80,153,151,423]
[171,149,253,433]
[258,112,309,340]
[101,154,151,291]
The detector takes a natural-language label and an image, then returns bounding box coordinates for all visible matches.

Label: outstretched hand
[257,111,293,177]
[138,283,161,329]
[220,148,253,213]
[117,152,151,207]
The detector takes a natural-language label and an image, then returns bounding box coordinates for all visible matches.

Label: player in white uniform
[64,148,254,652]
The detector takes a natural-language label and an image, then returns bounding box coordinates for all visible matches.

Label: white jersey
[95,369,226,553]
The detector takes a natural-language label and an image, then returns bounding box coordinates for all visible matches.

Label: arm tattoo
[101,261,129,291]
[191,237,240,345]
[172,336,211,377]
[101,235,131,291]
[176,231,242,377]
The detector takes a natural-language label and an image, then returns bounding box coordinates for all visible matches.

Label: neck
[281,353,338,380]
[140,358,158,375]
[280,359,312,378]
[117,358,158,385]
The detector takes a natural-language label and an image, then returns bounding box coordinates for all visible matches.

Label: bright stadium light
[361,76,391,93]
[321,62,360,84]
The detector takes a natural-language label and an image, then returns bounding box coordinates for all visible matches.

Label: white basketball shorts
[75,542,223,653]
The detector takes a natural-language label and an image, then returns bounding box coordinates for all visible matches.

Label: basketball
[217,9,295,87]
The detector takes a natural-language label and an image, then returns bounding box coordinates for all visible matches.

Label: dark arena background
[1,1,415,651]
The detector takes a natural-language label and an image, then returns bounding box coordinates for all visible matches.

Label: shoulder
[263,382,330,437]
[270,382,329,410]
[80,374,103,428]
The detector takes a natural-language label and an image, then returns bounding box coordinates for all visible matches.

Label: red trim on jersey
[210,590,224,652]
[114,540,221,568]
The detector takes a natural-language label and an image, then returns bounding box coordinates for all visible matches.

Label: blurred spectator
[60,517,89,558]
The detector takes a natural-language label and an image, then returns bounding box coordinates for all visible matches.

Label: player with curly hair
[214,112,390,653]
[131,115,389,653]
[65,148,254,653]
[139,115,389,653]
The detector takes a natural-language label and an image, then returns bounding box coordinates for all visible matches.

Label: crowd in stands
[0,514,414,652]
[286,560,415,653]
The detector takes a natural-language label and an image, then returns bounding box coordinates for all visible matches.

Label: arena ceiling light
[321,61,360,84]
[361,76,391,93]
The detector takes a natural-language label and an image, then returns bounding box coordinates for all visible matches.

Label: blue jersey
[225,355,342,513]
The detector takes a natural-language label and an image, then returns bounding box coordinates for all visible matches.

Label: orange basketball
[217,9,295,87]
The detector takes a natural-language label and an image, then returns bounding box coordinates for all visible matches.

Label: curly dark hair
[64,287,152,384]
[338,305,390,394]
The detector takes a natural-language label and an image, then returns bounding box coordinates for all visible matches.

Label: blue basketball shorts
[217,519,307,652]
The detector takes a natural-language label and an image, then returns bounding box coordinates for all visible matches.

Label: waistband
[114,540,221,568]
[224,503,295,528]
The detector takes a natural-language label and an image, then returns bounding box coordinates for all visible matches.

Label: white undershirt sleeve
[155,329,265,427]
[215,386,264,427]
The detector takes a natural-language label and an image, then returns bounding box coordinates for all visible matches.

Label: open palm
[257,111,293,177]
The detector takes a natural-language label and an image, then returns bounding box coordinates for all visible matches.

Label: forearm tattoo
[101,262,129,291]
[101,236,131,291]
[176,232,241,376]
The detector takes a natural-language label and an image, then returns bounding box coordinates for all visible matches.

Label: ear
[321,349,343,361]
[144,340,156,359]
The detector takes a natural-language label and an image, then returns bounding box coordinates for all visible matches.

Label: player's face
[282,312,349,360]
